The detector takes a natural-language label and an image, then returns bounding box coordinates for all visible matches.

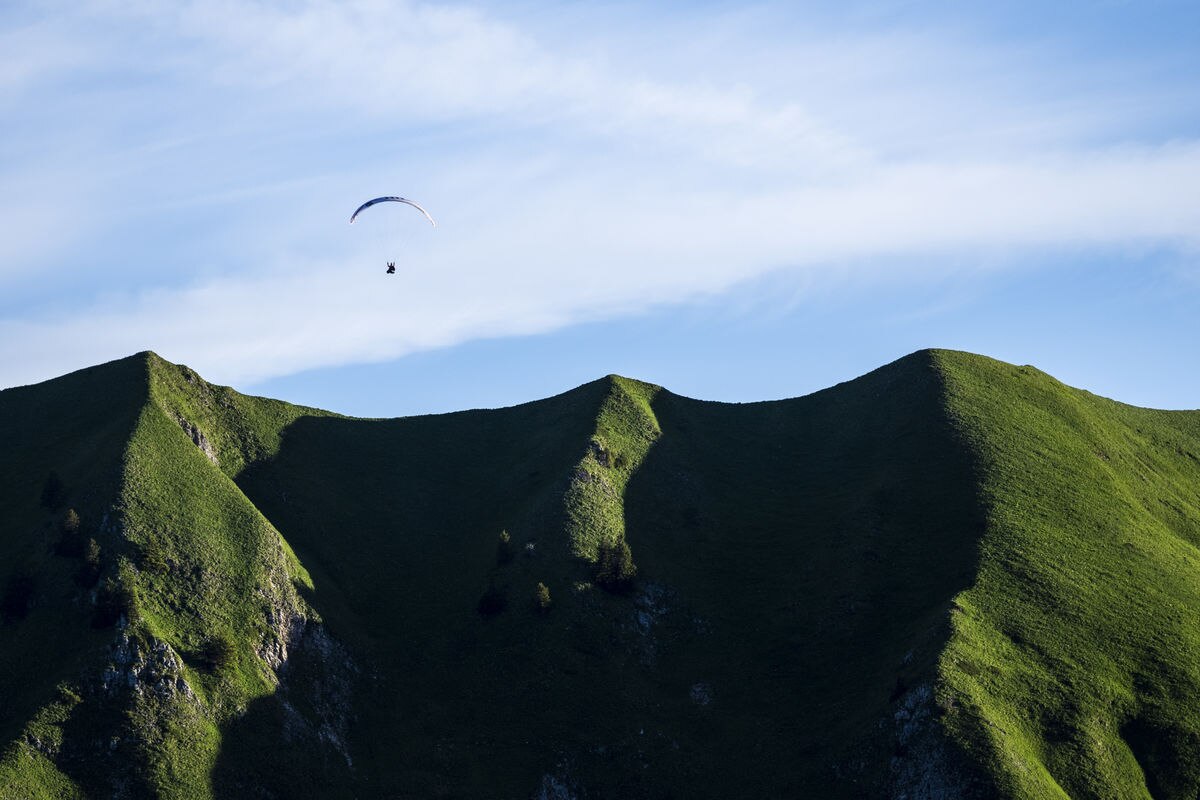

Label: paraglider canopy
[349,197,437,227]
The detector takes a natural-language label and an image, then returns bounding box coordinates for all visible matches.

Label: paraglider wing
[349,196,437,227]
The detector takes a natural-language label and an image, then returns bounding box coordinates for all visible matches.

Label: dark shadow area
[211,356,990,797]
[612,351,987,797]
[218,379,613,796]
[0,354,150,752]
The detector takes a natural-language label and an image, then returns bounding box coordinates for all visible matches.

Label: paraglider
[350,196,436,274]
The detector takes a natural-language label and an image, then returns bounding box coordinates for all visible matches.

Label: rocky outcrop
[889,684,987,800]
[101,630,194,702]
[175,415,218,465]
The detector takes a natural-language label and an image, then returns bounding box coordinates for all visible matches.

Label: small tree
[76,538,101,588]
[56,508,83,557]
[40,471,66,510]
[594,539,637,592]
[201,634,236,673]
[496,530,514,565]
[93,577,136,628]
[140,537,169,574]
[533,582,551,614]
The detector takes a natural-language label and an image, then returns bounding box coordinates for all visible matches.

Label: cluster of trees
[594,538,636,591]
[477,530,552,617]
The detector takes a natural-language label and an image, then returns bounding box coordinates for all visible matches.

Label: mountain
[0,350,1197,799]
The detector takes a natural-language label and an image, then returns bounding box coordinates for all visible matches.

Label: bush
[76,538,101,588]
[93,577,136,628]
[533,582,551,614]
[1,570,35,623]
[477,584,507,617]
[496,530,514,565]
[40,471,66,509]
[139,537,170,574]
[594,539,637,592]
[56,508,83,557]
[201,634,236,672]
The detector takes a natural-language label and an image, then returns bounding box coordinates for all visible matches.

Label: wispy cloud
[1,0,1197,387]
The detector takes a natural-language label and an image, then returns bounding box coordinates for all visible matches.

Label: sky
[2,0,1198,415]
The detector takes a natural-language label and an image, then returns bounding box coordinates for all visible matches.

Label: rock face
[888,684,986,800]
[175,416,218,465]
[102,630,194,702]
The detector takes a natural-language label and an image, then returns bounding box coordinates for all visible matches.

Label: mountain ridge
[0,348,1197,798]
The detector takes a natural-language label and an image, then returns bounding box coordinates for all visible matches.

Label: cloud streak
[1,0,1197,388]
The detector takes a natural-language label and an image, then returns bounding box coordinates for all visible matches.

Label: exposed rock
[533,770,579,800]
[101,632,194,702]
[889,683,986,800]
[587,439,611,467]
[175,416,218,465]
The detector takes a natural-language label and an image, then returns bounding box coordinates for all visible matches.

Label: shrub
[76,538,101,588]
[40,471,66,509]
[56,508,83,557]
[201,634,236,672]
[93,577,136,628]
[477,584,507,617]
[594,539,637,592]
[533,582,551,614]
[139,537,169,574]
[496,530,514,565]
[1,570,35,623]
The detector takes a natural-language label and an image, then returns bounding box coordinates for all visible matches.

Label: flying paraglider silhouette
[349,196,436,274]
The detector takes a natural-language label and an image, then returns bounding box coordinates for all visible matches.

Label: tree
[76,538,101,588]
[56,508,83,557]
[496,530,515,565]
[594,539,637,592]
[93,577,136,628]
[201,634,236,672]
[40,471,66,509]
[140,537,169,574]
[533,582,552,614]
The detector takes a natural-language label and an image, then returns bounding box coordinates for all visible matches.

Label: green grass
[0,349,1197,798]
[933,351,1200,799]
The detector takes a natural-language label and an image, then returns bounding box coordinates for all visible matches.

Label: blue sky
[2,0,1197,414]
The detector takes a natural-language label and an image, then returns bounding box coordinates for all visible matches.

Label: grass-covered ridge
[0,349,1197,798]
[933,351,1200,798]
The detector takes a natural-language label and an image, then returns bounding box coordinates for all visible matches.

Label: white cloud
[1,0,1198,388]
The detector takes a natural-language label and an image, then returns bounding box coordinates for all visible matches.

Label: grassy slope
[934,350,1200,799]
[1,354,342,799]
[3,349,1198,798]
[0,355,147,798]
[232,352,984,797]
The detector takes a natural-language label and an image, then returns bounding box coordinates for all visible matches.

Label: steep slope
[2,349,1197,799]
[933,351,1200,799]
[230,351,985,797]
[0,355,146,798]
[0,354,347,799]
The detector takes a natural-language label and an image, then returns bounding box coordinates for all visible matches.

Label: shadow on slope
[221,379,614,797]
[222,354,991,798]
[934,352,1200,799]
[602,350,989,797]
[0,355,149,794]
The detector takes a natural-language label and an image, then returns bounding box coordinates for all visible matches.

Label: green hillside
[0,349,1196,798]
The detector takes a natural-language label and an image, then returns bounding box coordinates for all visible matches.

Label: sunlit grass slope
[232,351,985,797]
[1,354,345,799]
[934,351,1200,799]
[3,348,1198,799]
